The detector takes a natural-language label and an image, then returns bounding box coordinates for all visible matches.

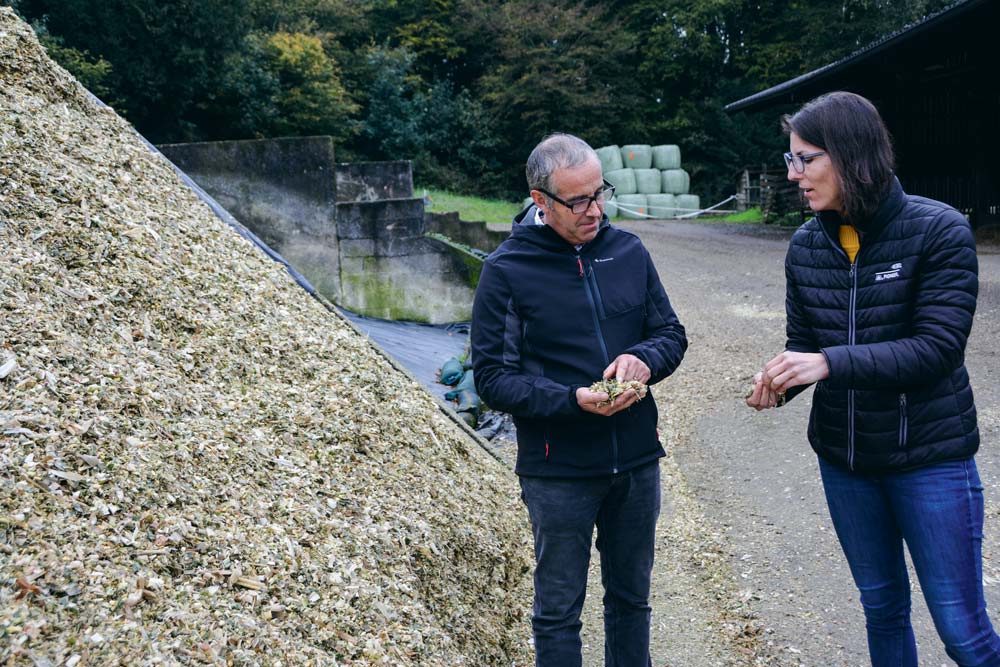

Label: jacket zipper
[578,254,619,473]
[848,261,858,470]
[898,394,908,448]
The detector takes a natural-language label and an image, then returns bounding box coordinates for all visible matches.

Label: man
[471,133,687,666]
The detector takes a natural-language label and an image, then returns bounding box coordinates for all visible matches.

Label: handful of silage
[589,379,647,407]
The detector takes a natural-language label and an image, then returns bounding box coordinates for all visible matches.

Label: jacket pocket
[898,393,908,448]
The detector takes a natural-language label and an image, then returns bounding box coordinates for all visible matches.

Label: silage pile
[0,9,533,665]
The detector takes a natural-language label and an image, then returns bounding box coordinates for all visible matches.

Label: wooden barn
[726,0,1000,227]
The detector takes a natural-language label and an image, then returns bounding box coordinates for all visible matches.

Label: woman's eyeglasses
[783,151,826,173]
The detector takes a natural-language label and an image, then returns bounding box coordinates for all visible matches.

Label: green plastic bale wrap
[675,194,701,216]
[646,194,677,219]
[616,194,648,220]
[445,370,482,427]
[596,145,623,173]
[652,144,681,170]
[603,197,618,219]
[620,145,653,169]
[440,356,465,385]
[634,168,661,194]
[661,169,690,195]
[445,369,476,399]
[604,168,636,195]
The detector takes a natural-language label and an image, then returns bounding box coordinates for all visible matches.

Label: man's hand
[603,353,651,384]
[746,371,780,411]
[576,386,642,416]
[763,351,829,393]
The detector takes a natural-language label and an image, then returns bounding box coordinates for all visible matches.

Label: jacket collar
[511,204,610,252]
[816,176,905,239]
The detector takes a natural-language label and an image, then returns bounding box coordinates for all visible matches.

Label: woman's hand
[763,351,829,393]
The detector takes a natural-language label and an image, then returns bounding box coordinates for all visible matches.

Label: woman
[747,91,1000,666]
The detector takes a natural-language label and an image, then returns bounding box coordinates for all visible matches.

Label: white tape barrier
[614,194,739,220]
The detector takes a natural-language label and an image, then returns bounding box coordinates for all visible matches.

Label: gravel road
[572,219,1000,667]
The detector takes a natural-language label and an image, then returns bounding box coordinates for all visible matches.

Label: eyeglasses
[783,151,826,174]
[536,179,616,215]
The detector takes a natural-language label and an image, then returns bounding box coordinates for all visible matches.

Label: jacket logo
[594,257,614,263]
[875,262,903,282]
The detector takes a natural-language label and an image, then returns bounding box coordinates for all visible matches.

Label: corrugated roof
[725,0,991,113]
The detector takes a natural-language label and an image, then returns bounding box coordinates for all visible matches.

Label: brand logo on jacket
[875,262,903,282]
[594,257,614,263]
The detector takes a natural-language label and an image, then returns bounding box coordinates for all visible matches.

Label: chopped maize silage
[0,9,533,666]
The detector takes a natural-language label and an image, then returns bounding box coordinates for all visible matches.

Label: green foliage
[219,30,360,141]
[471,0,640,192]
[362,47,501,194]
[14,0,957,199]
[35,31,114,101]
[18,0,252,141]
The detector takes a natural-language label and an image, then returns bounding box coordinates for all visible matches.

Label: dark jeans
[819,456,1000,666]
[519,460,660,667]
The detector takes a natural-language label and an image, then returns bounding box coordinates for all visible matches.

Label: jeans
[819,456,1000,666]
[519,460,661,667]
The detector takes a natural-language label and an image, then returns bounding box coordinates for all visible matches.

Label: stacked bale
[646,194,677,219]
[595,142,702,219]
[596,145,623,173]
[616,194,648,219]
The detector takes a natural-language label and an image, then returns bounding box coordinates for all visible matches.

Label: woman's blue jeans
[819,456,1000,666]
[519,460,660,667]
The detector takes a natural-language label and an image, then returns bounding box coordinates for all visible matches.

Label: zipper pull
[577,257,584,277]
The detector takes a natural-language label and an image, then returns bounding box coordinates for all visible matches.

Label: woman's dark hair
[782,92,895,223]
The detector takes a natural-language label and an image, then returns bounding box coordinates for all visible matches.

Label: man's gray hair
[526,133,599,196]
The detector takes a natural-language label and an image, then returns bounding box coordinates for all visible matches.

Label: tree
[471,0,642,193]
[17,0,252,141]
[361,46,502,194]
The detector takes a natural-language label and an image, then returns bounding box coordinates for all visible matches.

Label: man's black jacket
[471,206,687,477]
[785,178,980,472]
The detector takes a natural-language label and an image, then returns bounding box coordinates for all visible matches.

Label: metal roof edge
[724,0,991,113]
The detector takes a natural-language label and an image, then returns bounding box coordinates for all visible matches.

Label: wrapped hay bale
[661,168,690,195]
[634,168,661,194]
[620,144,652,169]
[0,10,534,666]
[604,167,637,195]
[616,194,648,220]
[652,144,682,170]
[523,196,535,210]
[596,145,623,173]
[676,193,701,217]
[646,194,677,219]
[603,197,618,219]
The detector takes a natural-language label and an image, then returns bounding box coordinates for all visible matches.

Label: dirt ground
[563,219,1000,667]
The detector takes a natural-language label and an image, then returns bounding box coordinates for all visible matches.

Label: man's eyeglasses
[783,151,826,174]
[536,179,616,215]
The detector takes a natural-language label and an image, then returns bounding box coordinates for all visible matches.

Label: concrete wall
[158,137,475,323]
[336,199,476,321]
[159,136,341,298]
[425,211,509,253]
[336,161,413,202]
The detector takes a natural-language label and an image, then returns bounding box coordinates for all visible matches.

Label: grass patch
[707,207,763,223]
[420,187,524,223]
